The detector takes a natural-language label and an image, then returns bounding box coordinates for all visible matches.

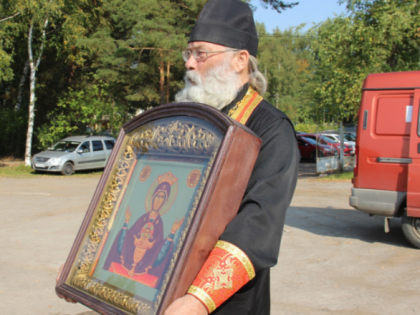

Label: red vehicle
[301,134,352,156]
[297,136,337,160]
[350,70,420,248]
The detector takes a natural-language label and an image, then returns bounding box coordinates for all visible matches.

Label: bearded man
[57,0,298,313]
[165,0,299,314]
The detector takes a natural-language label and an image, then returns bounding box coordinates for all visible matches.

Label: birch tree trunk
[25,17,48,166]
[15,59,29,112]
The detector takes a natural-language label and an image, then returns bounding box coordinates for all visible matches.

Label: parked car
[31,136,116,175]
[322,133,355,154]
[297,136,337,160]
[300,134,352,156]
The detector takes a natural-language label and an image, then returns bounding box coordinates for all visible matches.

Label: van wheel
[401,211,420,249]
[61,162,74,176]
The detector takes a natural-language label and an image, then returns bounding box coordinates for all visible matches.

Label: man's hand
[56,264,77,304]
[164,294,208,315]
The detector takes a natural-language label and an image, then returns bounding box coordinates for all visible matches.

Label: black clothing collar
[222,83,249,115]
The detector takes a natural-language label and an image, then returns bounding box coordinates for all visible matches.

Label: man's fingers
[64,296,78,304]
[56,287,78,304]
[56,264,78,304]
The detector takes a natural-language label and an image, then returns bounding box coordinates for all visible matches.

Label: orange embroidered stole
[228,86,263,125]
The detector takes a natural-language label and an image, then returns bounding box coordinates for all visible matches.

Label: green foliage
[0,0,108,157]
[258,0,299,13]
[77,0,207,110]
[0,109,27,156]
[0,0,24,82]
[257,23,315,123]
[311,0,420,120]
[315,171,354,181]
[0,164,34,178]
[0,39,14,81]
[294,123,339,133]
[0,164,103,177]
[36,80,122,149]
[5,0,420,159]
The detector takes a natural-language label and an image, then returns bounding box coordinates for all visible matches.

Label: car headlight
[49,158,60,164]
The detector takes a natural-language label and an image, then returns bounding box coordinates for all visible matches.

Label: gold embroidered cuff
[187,285,217,313]
[188,240,255,313]
[215,240,256,280]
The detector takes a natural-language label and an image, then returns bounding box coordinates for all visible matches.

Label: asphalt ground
[0,170,419,315]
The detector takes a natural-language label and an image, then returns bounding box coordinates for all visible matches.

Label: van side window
[80,142,90,153]
[375,96,412,136]
[92,140,104,151]
[105,140,115,150]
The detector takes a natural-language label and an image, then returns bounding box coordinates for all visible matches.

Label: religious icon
[103,171,184,289]
[56,108,261,315]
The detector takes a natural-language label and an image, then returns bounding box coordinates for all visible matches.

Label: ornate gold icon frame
[56,103,261,315]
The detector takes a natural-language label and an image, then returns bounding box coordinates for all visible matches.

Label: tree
[258,0,299,13]
[7,0,105,162]
[1,0,302,158]
[77,0,206,108]
[24,0,57,165]
[311,0,420,121]
[257,23,314,123]
[36,79,123,148]
[0,0,24,83]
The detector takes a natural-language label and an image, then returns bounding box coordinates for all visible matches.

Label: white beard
[175,58,242,110]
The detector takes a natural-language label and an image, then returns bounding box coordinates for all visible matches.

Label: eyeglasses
[182,48,239,62]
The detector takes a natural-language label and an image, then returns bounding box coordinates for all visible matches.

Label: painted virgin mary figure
[103,172,184,289]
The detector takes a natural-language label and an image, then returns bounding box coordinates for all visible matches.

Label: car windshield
[345,133,356,141]
[325,135,340,142]
[319,136,335,144]
[49,141,81,152]
[301,137,317,145]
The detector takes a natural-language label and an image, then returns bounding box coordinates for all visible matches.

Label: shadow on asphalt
[286,206,412,249]
[30,169,103,176]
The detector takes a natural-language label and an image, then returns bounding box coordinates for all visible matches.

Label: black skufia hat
[189,0,258,56]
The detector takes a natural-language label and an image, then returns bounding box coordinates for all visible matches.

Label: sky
[250,0,348,33]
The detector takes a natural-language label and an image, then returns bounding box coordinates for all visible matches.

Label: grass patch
[0,164,103,178]
[315,171,354,181]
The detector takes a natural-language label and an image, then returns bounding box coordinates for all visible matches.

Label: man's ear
[232,50,250,74]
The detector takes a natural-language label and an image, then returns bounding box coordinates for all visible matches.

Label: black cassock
[214,85,299,315]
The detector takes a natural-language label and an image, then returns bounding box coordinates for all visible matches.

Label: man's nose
[185,54,197,70]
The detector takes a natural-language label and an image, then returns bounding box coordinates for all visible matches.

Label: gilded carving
[129,120,217,156]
